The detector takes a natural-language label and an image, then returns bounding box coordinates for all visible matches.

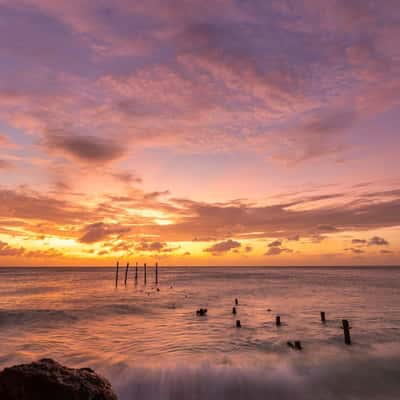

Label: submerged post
[235,298,238,305]
[320,311,326,322]
[232,307,237,315]
[276,315,281,326]
[124,262,129,286]
[288,340,302,351]
[115,261,119,288]
[155,262,158,285]
[341,319,352,345]
[144,263,147,285]
[135,262,138,284]
[294,340,302,350]
[236,320,241,328]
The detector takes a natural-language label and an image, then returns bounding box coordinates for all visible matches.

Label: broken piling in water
[115,261,119,288]
[341,319,352,345]
[124,262,129,286]
[287,340,302,350]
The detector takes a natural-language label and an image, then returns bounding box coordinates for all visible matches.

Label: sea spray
[112,351,400,400]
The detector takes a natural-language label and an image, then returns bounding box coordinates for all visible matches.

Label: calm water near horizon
[1,266,400,399]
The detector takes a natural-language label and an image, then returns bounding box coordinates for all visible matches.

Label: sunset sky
[0,0,399,266]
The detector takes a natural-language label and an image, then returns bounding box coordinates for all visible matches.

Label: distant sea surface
[1,266,400,399]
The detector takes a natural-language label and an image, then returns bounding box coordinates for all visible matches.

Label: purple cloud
[265,246,293,256]
[79,222,130,243]
[352,239,367,245]
[46,134,125,163]
[268,240,282,248]
[135,241,179,253]
[345,247,365,254]
[368,236,389,246]
[204,239,241,254]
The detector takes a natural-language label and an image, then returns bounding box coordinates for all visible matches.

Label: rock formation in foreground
[0,358,118,400]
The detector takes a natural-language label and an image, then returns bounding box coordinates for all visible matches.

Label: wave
[0,309,78,327]
[84,303,150,317]
[0,303,149,328]
[112,350,400,400]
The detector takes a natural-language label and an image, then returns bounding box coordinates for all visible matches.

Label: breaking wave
[113,351,400,400]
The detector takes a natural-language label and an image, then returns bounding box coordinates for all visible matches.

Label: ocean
[1,266,400,399]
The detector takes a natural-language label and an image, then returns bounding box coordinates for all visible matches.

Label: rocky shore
[0,358,118,400]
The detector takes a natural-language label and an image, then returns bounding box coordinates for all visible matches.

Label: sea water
[1,266,400,399]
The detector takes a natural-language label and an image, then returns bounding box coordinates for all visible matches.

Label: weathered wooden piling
[144,263,147,285]
[124,262,129,286]
[235,298,238,305]
[320,311,326,322]
[236,320,241,328]
[232,307,237,315]
[155,262,158,285]
[276,315,281,326]
[341,319,352,345]
[135,262,138,283]
[115,261,119,288]
[287,341,302,350]
[294,341,302,350]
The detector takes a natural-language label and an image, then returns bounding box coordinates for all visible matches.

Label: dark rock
[0,358,118,400]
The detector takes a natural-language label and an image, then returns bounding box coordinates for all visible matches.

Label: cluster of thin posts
[231,300,352,348]
[114,261,159,288]
[114,267,353,348]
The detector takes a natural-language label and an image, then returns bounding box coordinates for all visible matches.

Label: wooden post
[155,262,158,285]
[135,262,138,283]
[341,319,352,345]
[235,298,238,305]
[236,320,241,328]
[294,341,302,350]
[232,307,237,315]
[144,263,147,285]
[276,315,281,326]
[320,311,326,322]
[124,262,129,286]
[115,261,119,288]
